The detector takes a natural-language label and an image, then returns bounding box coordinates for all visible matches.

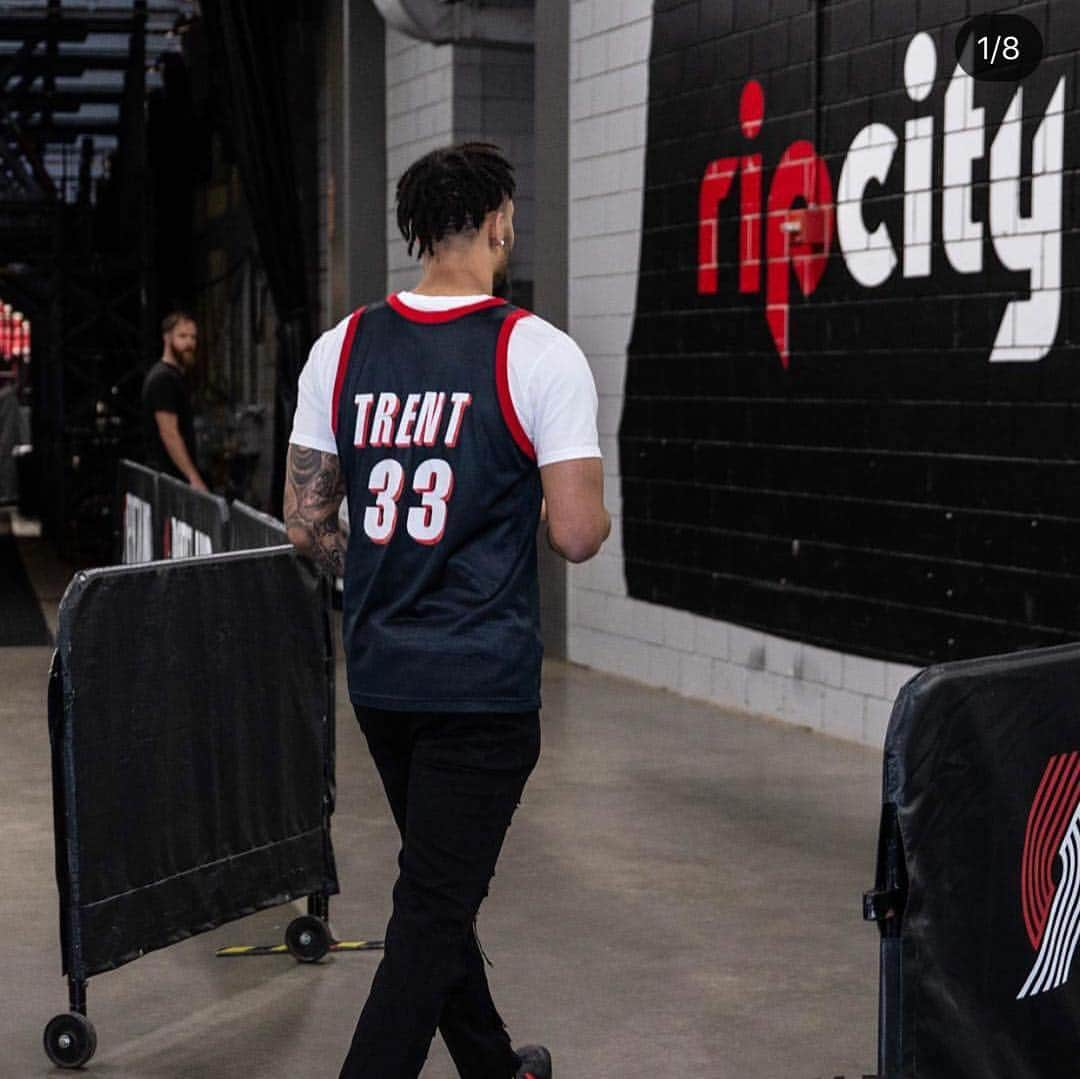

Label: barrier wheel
[285,914,332,963]
[43,1012,97,1069]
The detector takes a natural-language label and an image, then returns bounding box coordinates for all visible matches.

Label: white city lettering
[988,78,1065,362]
[942,60,985,273]
[699,33,1067,365]
[837,124,898,287]
[837,35,1064,358]
[902,33,936,279]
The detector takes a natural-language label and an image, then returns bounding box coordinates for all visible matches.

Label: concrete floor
[0,525,884,1078]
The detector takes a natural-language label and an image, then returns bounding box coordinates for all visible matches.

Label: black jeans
[339,706,541,1079]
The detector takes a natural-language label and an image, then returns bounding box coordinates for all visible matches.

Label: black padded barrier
[115,459,160,564]
[156,472,230,558]
[49,547,338,982]
[229,499,288,551]
[868,644,1080,1078]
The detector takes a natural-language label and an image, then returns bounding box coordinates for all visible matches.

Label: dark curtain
[200,0,319,515]
[147,52,200,316]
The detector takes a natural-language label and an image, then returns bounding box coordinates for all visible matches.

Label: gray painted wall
[345,0,388,311]
[533,0,570,659]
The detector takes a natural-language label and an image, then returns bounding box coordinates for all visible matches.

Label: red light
[0,302,30,361]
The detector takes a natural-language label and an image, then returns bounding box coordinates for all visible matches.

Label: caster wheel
[43,1012,97,1069]
[285,914,332,963]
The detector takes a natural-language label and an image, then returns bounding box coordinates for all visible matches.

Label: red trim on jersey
[331,306,365,437]
[495,308,535,460]
[387,292,507,323]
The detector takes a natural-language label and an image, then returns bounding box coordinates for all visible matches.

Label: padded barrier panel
[0,384,18,505]
[229,500,288,551]
[50,547,338,981]
[227,503,337,823]
[156,472,230,557]
[880,644,1080,1077]
[116,459,160,564]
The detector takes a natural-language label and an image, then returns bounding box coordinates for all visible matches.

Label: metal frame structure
[43,541,349,1069]
[0,1,189,557]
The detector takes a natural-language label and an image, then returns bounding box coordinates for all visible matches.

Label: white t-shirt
[289,292,602,468]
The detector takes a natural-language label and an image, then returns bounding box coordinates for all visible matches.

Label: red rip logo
[698,34,1066,369]
[698,79,833,368]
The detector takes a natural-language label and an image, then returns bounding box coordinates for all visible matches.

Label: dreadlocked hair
[396,142,516,258]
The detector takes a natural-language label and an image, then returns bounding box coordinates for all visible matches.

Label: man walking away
[285,142,609,1079]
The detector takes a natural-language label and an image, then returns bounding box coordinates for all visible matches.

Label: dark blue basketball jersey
[331,296,543,712]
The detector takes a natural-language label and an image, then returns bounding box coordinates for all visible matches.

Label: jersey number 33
[364,457,454,546]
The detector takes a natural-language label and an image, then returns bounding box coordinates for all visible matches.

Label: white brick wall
[453,45,535,286]
[565,0,917,748]
[384,31,535,295]
[385,29,456,292]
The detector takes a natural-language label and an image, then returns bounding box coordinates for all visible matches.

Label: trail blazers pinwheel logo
[1018,752,1080,999]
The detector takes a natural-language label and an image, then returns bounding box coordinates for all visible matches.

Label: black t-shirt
[141,360,196,480]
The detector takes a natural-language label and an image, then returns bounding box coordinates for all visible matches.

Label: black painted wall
[621,0,1080,665]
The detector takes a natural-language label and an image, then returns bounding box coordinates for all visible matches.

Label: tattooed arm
[283,444,347,578]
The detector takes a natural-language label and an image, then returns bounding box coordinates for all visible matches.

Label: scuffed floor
[0,533,881,1078]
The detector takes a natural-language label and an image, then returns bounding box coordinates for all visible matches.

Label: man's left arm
[283,444,346,577]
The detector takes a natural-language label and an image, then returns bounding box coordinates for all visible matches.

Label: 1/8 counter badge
[956,13,1043,82]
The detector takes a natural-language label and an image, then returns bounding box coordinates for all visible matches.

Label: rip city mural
[620,0,1080,664]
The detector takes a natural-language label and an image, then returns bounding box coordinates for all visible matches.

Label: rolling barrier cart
[45,548,342,1068]
[864,644,1080,1078]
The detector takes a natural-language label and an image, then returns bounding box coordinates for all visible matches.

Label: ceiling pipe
[372,0,533,49]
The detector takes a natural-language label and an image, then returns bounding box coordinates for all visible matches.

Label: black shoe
[514,1044,552,1079]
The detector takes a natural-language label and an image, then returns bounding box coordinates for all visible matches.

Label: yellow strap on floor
[215,940,382,957]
